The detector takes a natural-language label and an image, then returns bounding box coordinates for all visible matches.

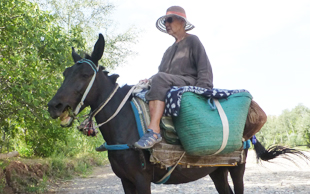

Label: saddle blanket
[133,86,249,116]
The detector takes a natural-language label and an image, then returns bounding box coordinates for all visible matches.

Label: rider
[96,6,213,151]
[134,6,213,149]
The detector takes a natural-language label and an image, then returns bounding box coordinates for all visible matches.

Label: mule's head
[47,34,105,127]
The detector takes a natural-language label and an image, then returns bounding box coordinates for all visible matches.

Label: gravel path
[49,150,310,194]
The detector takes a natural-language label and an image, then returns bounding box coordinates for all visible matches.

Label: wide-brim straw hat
[156,6,195,33]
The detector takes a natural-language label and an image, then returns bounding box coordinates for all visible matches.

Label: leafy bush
[256,104,310,147]
[0,0,86,156]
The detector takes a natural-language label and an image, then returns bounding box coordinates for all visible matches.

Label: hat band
[166,11,186,18]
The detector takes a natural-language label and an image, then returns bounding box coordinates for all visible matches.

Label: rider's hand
[139,79,149,84]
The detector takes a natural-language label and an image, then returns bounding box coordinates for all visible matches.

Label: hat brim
[156,14,195,33]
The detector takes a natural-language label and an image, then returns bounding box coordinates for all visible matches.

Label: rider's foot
[134,129,162,149]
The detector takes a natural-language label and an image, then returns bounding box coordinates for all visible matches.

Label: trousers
[145,72,196,102]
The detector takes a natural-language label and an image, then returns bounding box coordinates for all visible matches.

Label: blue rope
[77,59,98,72]
[243,139,251,149]
[104,142,130,150]
[101,101,144,151]
[208,98,216,110]
[130,101,145,138]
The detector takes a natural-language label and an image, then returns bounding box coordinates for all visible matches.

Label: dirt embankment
[1,160,50,193]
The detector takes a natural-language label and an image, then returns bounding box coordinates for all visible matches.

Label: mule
[48,34,307,194]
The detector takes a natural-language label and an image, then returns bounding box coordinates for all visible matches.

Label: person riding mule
[134,6,213,149]
[94,6,210,150]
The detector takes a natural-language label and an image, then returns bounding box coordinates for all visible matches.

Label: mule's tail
[252,137,310,162]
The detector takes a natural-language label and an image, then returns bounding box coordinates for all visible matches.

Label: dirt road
[49,150,310,194]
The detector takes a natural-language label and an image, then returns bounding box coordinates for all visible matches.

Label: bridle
[73,59,136,129]
[73,59,100,116]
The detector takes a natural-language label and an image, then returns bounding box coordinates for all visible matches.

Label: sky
[105,0,310,116]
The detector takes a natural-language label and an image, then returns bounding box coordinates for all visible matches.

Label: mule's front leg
[121,176,151,194]
[121,178,138,194]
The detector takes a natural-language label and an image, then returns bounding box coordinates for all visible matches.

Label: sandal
[134,129,162,149]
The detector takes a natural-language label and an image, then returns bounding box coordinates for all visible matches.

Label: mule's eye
[82,74,91,78]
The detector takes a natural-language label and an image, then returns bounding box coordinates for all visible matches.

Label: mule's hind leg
[209,167,233,194]
[228,163,245,194]
[228,149,248,194]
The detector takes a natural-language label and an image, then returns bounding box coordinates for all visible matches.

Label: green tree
[256,104,310,148]
[32,0,138,69]
[0,0,86,156]
[1,0,138,157]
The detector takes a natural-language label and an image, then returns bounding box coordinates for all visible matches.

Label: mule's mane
[81,54,132,100]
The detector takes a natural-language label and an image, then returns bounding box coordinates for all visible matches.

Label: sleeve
[191,36,213,89]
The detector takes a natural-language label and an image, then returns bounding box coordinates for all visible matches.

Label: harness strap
[96,85,137,128]
[130,100,145,138]
[155,152,186,184]
[74,59,99,116]
[104,142,130,150]
[211,99,229,155]
[91,84,120,118]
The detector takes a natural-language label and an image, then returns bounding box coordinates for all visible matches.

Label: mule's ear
[91,34,105,63]
[72,47,82,63]
[109,74,119,83]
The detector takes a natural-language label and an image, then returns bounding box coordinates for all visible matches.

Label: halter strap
[74,59,99,116]
[77,58,98,72]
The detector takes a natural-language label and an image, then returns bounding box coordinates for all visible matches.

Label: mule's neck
[86,75,139,145]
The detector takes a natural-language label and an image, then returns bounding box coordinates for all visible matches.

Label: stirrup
[95,144,107,152]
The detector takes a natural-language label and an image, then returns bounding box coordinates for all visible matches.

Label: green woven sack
[173,92,252,156]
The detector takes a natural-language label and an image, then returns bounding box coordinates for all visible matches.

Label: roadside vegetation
[256,104,310,148]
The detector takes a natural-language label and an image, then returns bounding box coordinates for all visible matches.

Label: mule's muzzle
[47,100,68,119]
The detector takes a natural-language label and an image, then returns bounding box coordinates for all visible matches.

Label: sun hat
[156,6,195,33]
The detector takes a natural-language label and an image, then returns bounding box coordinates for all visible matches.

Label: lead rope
[77,84,137,136]
[90,84,120,118]
[94,84,137,128]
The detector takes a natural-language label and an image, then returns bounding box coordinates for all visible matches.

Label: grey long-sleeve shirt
[158,34,213,89]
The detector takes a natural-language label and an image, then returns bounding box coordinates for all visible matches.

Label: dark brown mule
[48,34,308,194]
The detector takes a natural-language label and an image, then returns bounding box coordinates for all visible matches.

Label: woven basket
[173,92,252,156]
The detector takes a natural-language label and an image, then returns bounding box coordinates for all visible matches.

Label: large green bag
[173,92,252,156]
